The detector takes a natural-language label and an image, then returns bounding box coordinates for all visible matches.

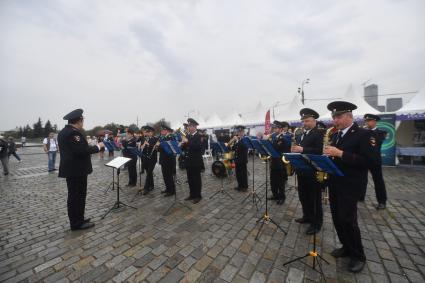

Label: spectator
[0,135,9,175]
[21,136,26,148]
[43,132,59,172]
[8,137,21,162]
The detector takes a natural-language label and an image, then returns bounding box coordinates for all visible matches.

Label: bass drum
[212,160,227,178]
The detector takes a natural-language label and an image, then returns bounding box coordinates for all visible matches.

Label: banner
[264,110,271,135]
[378,114,396,166]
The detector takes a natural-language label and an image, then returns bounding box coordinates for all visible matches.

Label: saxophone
[316,126,336,183]
[282,128,302,176]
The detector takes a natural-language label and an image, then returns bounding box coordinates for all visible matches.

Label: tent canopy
[397,87,425,114]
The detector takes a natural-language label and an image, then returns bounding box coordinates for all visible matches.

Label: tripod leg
[119,201,137,210]
[282,254,310,267]
[223,190,234,199]
[317,254,330,265]
[269,217,288,235]
[209,189,222,199]
[316,257,327,281]
[255,220,266,240]
[101,202,119,219]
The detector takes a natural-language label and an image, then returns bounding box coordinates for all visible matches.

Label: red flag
[265,110,271,135]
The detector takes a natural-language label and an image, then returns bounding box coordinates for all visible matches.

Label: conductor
[58,109,104,231]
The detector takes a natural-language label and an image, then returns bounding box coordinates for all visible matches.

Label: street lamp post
[298,78,310,105]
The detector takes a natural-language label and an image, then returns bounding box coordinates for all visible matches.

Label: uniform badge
[74,135,81,142]
[370,137,376,146]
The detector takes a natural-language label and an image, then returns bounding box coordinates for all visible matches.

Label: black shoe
[164,192,175,197]
[376,203,386,210]
[331,247,350,258]
[276,199,285,205]
[192,198,202,204]
[295,217,309,224]
[142,190,150,195]
[348,258,365,273]
[161,190,167,194]
[83,218,91,223]
[239,187,248,192]
[71,222,95,231]
[267,196,277,200]
[305,226,321,235]
[234,187,241,191]
[184,196,193,201]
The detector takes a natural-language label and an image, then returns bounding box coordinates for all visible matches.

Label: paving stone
[1,152,425,283]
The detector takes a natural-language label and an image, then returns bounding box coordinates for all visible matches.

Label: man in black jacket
[58,109,104,231]
[123,127,138,187]
[141,125,158,195]
[0,135,9,176]
[362,114,388,209]
[269,121,291,205]
[180,118,204,204]
[158,125,176,197]
[291,108,324,235]
[230,125,248,192]
[324,101,379,273]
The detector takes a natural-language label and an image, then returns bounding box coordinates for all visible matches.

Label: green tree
[33,118,43,138]
[23,124,32,138]
[152,118,170,133]
[44,120,54,136]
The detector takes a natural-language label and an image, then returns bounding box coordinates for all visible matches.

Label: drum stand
[242,152,262,210]
[254,156,287,240]
[102,168,137,219]
[164,173,192,215]
[210,176,233,200]
[282,177,328,280]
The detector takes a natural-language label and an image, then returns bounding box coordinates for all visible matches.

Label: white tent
[222,111,245,127]
[203,113,223,128]
[277,95,306,122]
[243,102,267,125]
[397,87,425,115]
[320,85,379,121]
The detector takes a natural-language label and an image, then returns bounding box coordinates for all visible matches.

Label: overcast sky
[1,0,424,130]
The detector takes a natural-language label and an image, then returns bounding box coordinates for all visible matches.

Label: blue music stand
[303,154,344,176]
[259,140,280,158]
[161,140,182,156]
[163,140,191,215]
[282,153,314,173]
[282,153,340,278]
[251,139,287,239]
[241,137,262,209]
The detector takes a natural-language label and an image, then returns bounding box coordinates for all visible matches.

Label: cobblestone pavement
[1,147,425,283]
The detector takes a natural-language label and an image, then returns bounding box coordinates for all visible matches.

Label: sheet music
[105,157,131,169]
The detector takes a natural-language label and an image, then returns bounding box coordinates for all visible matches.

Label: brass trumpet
[177,127,188,143]
[225,135,239,148]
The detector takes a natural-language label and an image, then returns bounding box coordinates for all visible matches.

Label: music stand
[252,139,287,240]
[241,137,262,209]
[282,154,343,279]
[209,142,233,200]
[156,140,191,215]
[123,147,145,199]
[102,157,137,219]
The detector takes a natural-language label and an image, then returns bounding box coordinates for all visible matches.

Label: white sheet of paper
[105,157,132,169]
